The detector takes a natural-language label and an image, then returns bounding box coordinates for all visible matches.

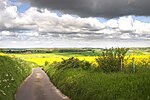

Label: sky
[0,0,150,48]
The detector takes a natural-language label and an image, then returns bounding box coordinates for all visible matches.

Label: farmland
[8,53,97,65]
[0,48,150,100]
[6,48,150,66]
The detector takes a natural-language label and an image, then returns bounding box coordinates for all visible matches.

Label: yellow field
[6,53,150,66]
[0,53,5,56]
[125,55,150,66]
[24,57,96,65]
[25,58,66,65]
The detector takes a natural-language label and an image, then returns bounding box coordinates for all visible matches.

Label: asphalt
[15,68,70,100]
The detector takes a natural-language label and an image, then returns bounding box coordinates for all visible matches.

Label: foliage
[43,50,150,100]
[0,48,95,54]
[96,48,129,73]
[0,55,32,100]
[54,57,93,70]
[44,64,150,100]
[45,61,49,66]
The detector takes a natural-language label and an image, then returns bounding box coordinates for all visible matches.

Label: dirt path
[15,68,69,100]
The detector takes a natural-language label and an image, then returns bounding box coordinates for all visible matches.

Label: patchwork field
[8,52,150,66]
[1,48,150,100]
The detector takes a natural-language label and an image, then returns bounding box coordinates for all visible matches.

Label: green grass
[0,49,149,100]
[53,51,101,57]
[0,55,33,100]
[8,51,101,58]
[44,64,150,100]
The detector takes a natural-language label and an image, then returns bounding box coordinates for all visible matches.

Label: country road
[15,68,69,100]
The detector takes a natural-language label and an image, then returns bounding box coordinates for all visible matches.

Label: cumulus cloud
[20,0,150,18]
[0,0,150,48]
[118,16,135,32]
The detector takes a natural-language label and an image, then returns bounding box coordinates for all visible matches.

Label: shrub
[45,61,49,66]
[96,48,129,73]
[55,57,92,70]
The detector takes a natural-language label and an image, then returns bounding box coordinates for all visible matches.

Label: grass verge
[44,63,150,100]
[0,55,33,100]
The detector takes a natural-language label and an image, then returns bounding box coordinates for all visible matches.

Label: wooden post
[121,59,123,71]
[132,58,135,73]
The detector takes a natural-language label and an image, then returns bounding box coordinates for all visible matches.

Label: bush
[54,57,93,70]
[45,61,49,66]
[96,48,129,73]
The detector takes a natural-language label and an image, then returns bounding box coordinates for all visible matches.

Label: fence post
[132,57,135,73]
[121,58,123,71]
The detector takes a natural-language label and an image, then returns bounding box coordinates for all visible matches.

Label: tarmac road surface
[15,68,69,100]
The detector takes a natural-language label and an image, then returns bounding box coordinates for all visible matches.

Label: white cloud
[118,16,135,32]
[0,0,18,29]
[105,19,118,29]
[120,33,131,39]
[134,20,150,34]
[0,0,150,48]
[0,31,15,36]
[5,6,17,18]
